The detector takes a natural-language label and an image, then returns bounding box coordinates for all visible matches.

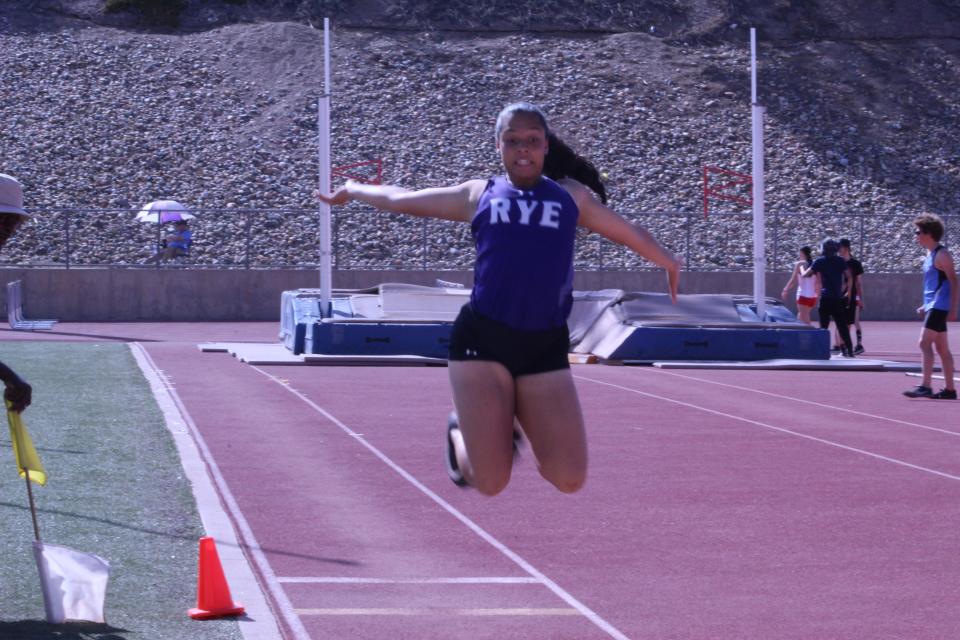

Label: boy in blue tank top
[904,213,957,399]
[320,102,681,494]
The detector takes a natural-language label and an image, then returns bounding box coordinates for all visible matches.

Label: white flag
[33,541,110,624]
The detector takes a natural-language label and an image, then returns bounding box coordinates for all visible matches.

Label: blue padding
[310,322,452,358]
[610,326,831,361]
[281,292,324,354]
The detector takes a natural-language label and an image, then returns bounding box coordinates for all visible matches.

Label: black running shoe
[853,344,865,355]
[903,385,934,398]
[512,425,524,458]
[931,388,958,400]
[445,412,468,487]
[830,345,843,352]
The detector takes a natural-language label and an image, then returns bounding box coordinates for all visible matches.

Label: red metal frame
[703,165,752,217]
[332,158,383,185]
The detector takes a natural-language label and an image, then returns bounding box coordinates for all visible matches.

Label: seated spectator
[145,220,192,264]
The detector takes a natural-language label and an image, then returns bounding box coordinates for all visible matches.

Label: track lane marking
[279,576,540,584]
[575,373,960,483]
[619,367,960,438]
[294,607,579,616]
[252,365,631,640]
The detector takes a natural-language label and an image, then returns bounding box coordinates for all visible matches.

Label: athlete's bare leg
[932,331,956,391]
[448,360,516,496]
[919,328,938,388]
[515,368,587,493]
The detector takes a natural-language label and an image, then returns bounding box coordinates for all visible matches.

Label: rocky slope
[1,0,958,271]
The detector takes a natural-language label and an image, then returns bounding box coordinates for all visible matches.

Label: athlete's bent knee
[471,473,510,497]
[542,468,586,494]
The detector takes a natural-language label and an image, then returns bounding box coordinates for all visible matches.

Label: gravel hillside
[1,0,958,271]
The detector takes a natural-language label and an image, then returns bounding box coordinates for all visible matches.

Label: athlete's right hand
[316,181,355,206]
[666,256,682,303]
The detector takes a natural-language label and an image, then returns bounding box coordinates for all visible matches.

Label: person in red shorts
[781,245,817,325]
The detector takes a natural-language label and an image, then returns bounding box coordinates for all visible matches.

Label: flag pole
[24,470,40,542]
[317,17,332,317]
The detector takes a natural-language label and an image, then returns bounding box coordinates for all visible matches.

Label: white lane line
[278,576,540,584]
[294,608,579,616]
[629,368,960,439]
[250,365,631,640]
[574,373,960,483]
[131,344,309,640]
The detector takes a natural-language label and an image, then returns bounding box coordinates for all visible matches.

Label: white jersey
[797,262,817,298]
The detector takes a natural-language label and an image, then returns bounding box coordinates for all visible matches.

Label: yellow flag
[7,405,47,486]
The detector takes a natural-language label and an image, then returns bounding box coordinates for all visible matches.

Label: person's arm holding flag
[0,360,31,413]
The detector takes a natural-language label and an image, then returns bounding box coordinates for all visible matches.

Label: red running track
[133,320,959,640]
[6,321,957,638]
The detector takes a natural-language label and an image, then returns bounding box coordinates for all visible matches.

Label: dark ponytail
[800,245,812,266]
[543,132,608,204]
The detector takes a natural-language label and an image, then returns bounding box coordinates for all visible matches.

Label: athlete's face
[497,112,548,187]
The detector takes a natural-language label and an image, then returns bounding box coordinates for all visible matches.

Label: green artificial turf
[0,342,242,640]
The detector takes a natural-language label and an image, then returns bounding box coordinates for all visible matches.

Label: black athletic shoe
[931,388,958,400]
[830,345,843,352]
[445,412,468,487]
[853,344,865,355]
[903,385,934,398]
[512,426,524,458]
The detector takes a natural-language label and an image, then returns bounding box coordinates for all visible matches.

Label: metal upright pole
[318,18,332,315]
[750,28,767,320]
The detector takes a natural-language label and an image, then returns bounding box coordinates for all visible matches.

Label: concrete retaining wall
[0,268,922,322]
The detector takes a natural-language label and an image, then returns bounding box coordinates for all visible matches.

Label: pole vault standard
[750,27,766,320]
[317,17,332,315]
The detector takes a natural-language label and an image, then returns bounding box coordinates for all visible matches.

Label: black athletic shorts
[448,303,570,378]
[924,308,949,333]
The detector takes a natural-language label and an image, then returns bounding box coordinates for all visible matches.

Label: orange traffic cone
[188,536,245,620]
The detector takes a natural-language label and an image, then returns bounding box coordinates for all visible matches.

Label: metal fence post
[64,211,71,269]
[422,217,428,271]
[244,210,252,269]
[333,211,339,269]
[860,212,867,258]
[772,209,779,273]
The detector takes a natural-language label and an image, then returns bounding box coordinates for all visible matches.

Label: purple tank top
[470,175,579,330]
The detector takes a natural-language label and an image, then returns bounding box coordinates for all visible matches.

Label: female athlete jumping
[320,102,680,495]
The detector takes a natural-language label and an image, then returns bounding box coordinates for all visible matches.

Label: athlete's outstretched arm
[318,179,484,223]
[566,180,681,302]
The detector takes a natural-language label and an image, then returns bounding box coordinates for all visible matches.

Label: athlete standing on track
[838,238,865,354]
[904,213,957,399]
[320,102,681,495]
[802,239,855,358]
[781,245,817,325]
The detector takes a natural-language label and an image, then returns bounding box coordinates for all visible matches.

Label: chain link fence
[1,207,953,273]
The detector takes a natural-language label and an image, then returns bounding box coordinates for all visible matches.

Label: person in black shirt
[839,238,865,354]
[802,239,855,357]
